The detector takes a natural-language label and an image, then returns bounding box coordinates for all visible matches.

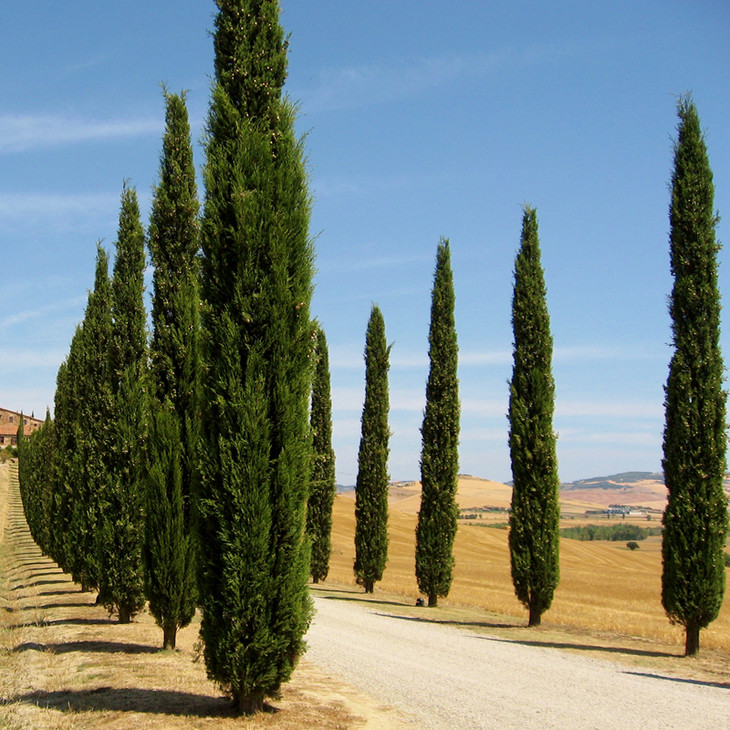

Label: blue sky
[2,1,730,485]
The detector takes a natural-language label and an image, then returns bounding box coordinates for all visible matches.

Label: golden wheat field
[331,483,730,654]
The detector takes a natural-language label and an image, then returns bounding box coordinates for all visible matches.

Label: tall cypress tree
[51,325,91,574]
[198,0,314,713]
[145,89,200,649]
[508,206,560,628]
[662,96,728,657]
[307,326,336,583]
[97,184,147,623]
[415,239,460,608]
[354,304,391,593]
[69,245,115,593]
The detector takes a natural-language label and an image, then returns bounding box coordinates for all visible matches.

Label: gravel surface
[306,594,729,729]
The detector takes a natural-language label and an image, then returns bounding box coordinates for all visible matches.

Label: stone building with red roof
[0,408,43,446]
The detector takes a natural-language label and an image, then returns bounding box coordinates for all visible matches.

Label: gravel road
[306,594,729,729]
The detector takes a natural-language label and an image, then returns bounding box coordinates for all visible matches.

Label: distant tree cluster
[560,524,662,542]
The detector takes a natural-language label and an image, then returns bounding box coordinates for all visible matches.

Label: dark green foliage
[415,239,460,608]
[307,327,336,584]
[354,305,391,593]
[50,340,80,572]
[149,89,200,412]
[68,246,115,592]
[17,411,55,556]
[508,206,560,628]
[110,183,147,382]
[145,90,200,649]
[627,541,640,551]
[144,404,197,649]
[96,186,147,623]
[661,96,728,657]
[198,0,314,713]
[560,523,662,541]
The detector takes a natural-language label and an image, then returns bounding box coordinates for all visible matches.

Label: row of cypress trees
[18,1,338,713]
[353,96,727,656]
[16,11,726,722]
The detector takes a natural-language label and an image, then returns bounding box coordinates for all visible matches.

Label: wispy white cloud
[0,348,67,372]
[557,429,660,446]
[460,350,513,367]
[0,114,162,154]
[441,344,661,370]
[299,39,585,114]
[318,251,432,275]
[313,171,452,200]
[554,344,663,363]
[301,51,504,113]
[555,399,662,419]
[461,399,508,418]
[390,390,426,412]
[0,296,86,332]
[330,343,429,370]
[0,192,119,221]
[459,425,508,443]
[332,385,426,414]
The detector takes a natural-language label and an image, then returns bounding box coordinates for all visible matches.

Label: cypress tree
[51,334,82,572]
[97,184,147,623]
[354,304,391,593]
[69,245,115,593]
[507,206,560,628]
[307,326,336,583]
[145,89,200,649]
[17,411,54,556]
[415,238,460,608]
[198,0,315,713]
[662,95,728,657]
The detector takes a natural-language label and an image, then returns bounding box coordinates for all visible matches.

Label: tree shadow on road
[623,671,730,690]
[375,611,515,630]
[375,612,681,660]
[481,634,677,659]
[319,595,408,608]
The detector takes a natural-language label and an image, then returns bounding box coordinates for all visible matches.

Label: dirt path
[306,591,730,729]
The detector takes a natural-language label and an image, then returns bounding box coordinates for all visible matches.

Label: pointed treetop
[213,0,288,120]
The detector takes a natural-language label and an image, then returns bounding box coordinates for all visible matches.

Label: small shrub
[0,446,18,463]
[626,541,640,551]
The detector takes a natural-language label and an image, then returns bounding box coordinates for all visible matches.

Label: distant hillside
[563,472,664,490]
[338,471,729,515]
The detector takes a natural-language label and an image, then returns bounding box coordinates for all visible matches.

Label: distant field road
[306,594,729,729]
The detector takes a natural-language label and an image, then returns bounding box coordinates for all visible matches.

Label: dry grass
[330,492,730,681]
[0,463,407,729]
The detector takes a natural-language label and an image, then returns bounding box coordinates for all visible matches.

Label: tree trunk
[312,576,319,584]
[528,604,542,627]
[118,606,132,624]
[163,624,177,650]
[236,689,264,715]
[428,593,438,607]
[685,620,700,656]
[363,579,374,593]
